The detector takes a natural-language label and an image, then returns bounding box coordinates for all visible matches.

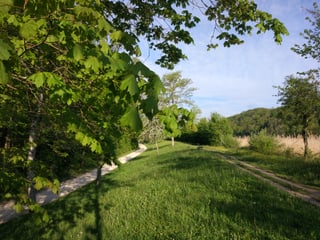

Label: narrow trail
[0,144,147,224]
[210,150,320,207]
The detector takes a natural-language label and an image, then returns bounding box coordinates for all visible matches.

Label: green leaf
[120,107,142,131]
[52,179,60,194]
[132,61,154,77]
[46,72,61,87]
[7,14,19,26]
[0,39,11,60]
[0,93,11,101]
[100,40,111,55]
[165,116,178,131]
[120,74,139,96]
[0,0,13,14]
[34,176,46,190]
[110,30,124,41]
[90,140,102,153]
[150,74,163,95]
[13,202,24,213]
[141,97,158,119]
[42,211,50,223]
[20,20,38,39]
[98,17,112,32]
[84,56,100,72]
[72,44,84,61]
[28,72,45,88]
[0,61,9,84]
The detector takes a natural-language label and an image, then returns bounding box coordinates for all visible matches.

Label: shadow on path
[0,144,147,224]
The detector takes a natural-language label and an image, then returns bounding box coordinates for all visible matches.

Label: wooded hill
[228,107,320,136]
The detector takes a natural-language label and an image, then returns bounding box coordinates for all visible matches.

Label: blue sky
[142,0,319,118]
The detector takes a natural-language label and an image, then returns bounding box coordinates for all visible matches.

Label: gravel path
[0,144,147,224]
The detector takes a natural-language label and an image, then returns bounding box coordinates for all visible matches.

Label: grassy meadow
[1,141,320,239]
[233,136,320,187]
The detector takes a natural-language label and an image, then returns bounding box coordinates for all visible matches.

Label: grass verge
[223,147,320,187]
[1,141,320,239]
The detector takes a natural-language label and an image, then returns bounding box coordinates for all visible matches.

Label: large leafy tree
[159,71,197,146]
[0,0,161,213]
[275,72,320,158]
[0,0,288,216]
[160,71,197,108]
[277,2,320,158]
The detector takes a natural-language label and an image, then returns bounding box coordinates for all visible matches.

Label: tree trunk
[171,136,175,147]
[302,124,309,159]
[4,129,11,149]
[155,140,159,155]
[96,163,103,186]
[27,93,43,202]
[27,126,37,202]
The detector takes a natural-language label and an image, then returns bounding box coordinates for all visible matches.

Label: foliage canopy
[275,72,320,157]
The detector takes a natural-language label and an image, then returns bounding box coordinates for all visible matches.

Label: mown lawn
[1,141,320,239]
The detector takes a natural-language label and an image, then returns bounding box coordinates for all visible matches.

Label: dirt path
[0,144,147,224]
[211,151,320,207]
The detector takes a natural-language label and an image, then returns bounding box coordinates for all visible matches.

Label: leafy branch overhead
[291,2,320,63]
[102,0,288,68]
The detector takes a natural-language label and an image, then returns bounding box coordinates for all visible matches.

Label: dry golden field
[237,135,320,155]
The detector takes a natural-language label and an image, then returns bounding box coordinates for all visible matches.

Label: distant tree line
[228,107,320,137]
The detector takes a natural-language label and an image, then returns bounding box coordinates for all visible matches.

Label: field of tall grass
[237,135,320,155]
[1,141,320,239]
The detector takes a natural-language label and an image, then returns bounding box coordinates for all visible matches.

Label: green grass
[1,141,320,239]
[224,147,320,187]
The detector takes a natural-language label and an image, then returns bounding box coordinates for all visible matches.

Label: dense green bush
[249,129,280,154]
[178,113,236,147]
[221,135,239,148]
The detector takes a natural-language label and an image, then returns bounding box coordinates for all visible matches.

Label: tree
[208,113,233,146]
[159,71,197,146]
[139,116,164,155]
[275,72,320,158]
[291,2,320,63]
[160,71,197,108]
[179,113,235,147]
[0,0,161,215]
[279,2,320,158]
[197,113,233,146]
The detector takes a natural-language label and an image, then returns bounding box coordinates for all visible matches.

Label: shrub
[249,129,280,154]
[221,135,239,148]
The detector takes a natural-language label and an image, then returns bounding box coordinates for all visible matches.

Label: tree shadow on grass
[0,172,134,240]
[156,149,221,170]
[124,154,147,163]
